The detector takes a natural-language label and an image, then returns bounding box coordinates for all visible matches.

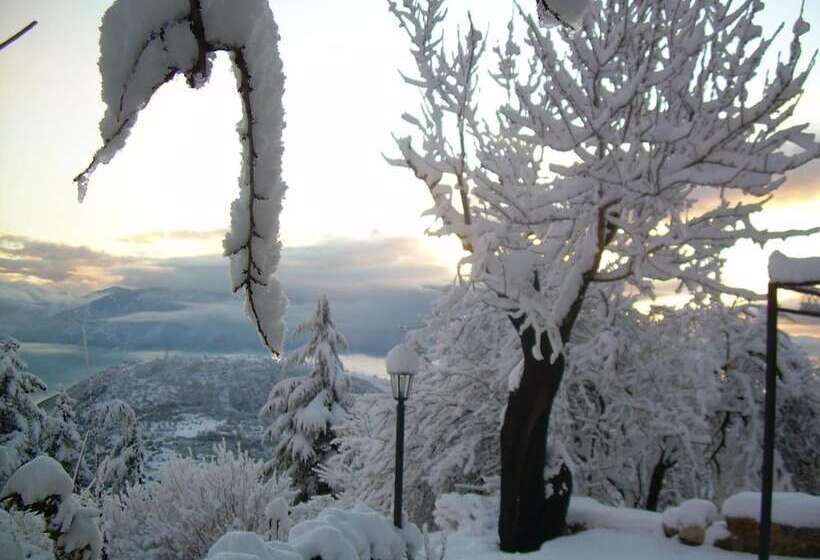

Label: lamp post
[386,343,419,529]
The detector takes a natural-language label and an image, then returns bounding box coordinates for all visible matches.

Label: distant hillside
[63,355,385,471]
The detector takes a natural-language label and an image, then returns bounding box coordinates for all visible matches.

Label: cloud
[0,234,134,288]
[0,234,452,357]
[117,229,227,244]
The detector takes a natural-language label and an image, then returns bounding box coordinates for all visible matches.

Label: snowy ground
[443,529,797,560]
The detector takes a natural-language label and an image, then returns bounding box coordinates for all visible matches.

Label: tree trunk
[645,449,676,512]
[499,321,572,552]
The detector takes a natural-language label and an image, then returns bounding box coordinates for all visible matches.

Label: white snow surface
[440,527,800,560]
[662,499,719,530]
[769,251,820,284]
[568,497,661,534]
[722,491,820,528]
[0,456,73,505]
[386,344,420,374]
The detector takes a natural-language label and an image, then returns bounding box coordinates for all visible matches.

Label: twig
[0,21,38,52]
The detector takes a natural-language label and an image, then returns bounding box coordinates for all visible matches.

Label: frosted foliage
[42,392,89,487]
[0,338,47,484]
[87,399,144,497]
[389,0,820,361]
[260,297,350,502]
[323,287,513,524]
[102,443,295,560]
[77,0,288,355]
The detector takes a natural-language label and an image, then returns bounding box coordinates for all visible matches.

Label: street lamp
[386,343,419,529]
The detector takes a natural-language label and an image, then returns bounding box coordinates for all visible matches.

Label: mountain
[61,355,385,470]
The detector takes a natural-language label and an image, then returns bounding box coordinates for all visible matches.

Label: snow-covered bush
[1,456,102,560]
[288,505,422,560]
[205,531,302,560]
[102,443,294,560]
[0,338,47,484]
[76,0,288,355]
[261,296,350,502]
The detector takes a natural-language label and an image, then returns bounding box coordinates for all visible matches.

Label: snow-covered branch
[75,0,287,355]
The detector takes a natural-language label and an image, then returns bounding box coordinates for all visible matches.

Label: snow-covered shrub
[288,505,422,560]
[0,338,47,484]
[261,296,350,502]
[102,443,294,560]
[1,456,102,560]
[205,531,302,560]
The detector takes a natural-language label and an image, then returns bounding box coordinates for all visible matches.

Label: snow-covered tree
[324,286,512,524]
[260,296,351,502]
[42,392,90,489]
[102,443,293,560]
[389,0,820,549]
[0,338,47,485]
[76,0,288,355]
[85,400,144,497]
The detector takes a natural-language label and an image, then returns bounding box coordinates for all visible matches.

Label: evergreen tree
[0,338,46,484]
[260,296,350,502]
[42,391,90,488]
[86,399,144,497]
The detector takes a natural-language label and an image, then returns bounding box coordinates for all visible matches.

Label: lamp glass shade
[390,371,415,400]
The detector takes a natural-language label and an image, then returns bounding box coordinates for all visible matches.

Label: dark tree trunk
[499,321,572,552]
[645,449,676,512]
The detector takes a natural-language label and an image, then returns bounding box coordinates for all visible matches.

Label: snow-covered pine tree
[389,0,820,549]
[76,0,288,355]
[0,338,47,485]
[42,391,90,488]
[260,296,350,503]
[87,400,144,497]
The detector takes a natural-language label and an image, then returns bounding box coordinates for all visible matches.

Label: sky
[0,0,819,362]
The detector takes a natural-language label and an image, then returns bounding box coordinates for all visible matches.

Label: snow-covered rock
[769,251,820,284]
[0,455,73,505]
[722,491,820,528]
[661,499,718,545]
[716,492,820,557]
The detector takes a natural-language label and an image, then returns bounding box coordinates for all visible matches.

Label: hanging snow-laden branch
[75,0,287,355]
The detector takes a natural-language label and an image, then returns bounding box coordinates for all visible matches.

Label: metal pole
[759,282,778,560]
[393,397,405,528]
